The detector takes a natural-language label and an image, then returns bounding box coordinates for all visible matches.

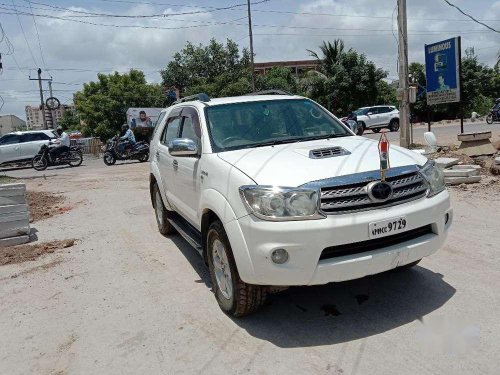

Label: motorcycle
[486,110,500,124]
[32,143,83,171]
[103,136,149,166]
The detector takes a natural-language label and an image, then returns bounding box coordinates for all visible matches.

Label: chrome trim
[168,138,198,157]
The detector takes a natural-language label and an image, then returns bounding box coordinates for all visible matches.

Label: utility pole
[247,0,256,91]
[29,68,52,130]
[397,0,411,148]
[47,79,55,128]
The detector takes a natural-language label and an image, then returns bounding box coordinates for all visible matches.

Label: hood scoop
[309,146,350,159]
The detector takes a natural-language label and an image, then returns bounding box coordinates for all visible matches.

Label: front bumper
[225,191,452,286]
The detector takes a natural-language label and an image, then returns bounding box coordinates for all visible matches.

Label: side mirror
[168,138,198,157]
[367,112,373,116]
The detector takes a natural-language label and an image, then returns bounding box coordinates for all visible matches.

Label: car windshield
[353,108,370,116]
[205,99,351,152]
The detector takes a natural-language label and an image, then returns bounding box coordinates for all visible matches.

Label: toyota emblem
[367,181,393,202]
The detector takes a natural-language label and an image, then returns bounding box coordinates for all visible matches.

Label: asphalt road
[364,120,500,146]
[0,158,499,374]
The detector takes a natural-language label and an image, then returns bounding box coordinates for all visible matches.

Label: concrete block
[452,164,481,170]
[457,131,492,142]
[0,204,28,215]
[0,183,26,197]
[445,176,481,185]
[434,158,459,169]
[458,139,496,157]
[443,169,480,177]
[0,235,30,248]
[0,217,30,239]
[495,157,500,165]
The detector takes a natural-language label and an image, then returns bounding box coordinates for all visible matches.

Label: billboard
[425,37,461,105]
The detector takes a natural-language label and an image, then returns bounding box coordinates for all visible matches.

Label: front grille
[319,170,427,214]
[320,225,434,260]
[310,147,350,159]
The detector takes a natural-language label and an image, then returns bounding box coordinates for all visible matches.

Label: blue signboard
[425,37,461,105]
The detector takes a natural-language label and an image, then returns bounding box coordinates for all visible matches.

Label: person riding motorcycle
[118,124,136,156]
[50,126,70,159]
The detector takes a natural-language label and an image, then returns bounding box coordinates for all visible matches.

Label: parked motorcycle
[103,136,149,166]
[486,110,500,124]
[32,143,83,171]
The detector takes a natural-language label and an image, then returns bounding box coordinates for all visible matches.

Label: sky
[0,0,499,118]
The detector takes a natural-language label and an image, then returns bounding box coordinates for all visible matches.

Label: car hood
[217,136,427,186]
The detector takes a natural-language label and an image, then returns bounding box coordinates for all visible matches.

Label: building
[25,104,76,129]
[254,59,320,76]
[0,114,26,135]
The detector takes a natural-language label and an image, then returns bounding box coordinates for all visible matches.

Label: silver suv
[354,105,400,133]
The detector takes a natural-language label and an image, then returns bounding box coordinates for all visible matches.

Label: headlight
[419,160,445,197]
[239,186,325,221]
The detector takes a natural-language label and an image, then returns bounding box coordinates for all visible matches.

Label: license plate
[369,217,408,239]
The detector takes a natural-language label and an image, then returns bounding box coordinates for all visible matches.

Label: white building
[0,114,26,135]
[25,104,76,129]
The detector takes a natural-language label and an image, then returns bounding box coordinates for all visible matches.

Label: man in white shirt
[50,127,71,159]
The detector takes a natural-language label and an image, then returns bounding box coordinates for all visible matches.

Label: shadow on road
[172,232,455,347]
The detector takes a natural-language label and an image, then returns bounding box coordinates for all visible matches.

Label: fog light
[271,248,289,264]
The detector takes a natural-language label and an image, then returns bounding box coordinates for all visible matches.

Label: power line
[25,0,49,72]
[9,0,38,66]
[442,0,499,33]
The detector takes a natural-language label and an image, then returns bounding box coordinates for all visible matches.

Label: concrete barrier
[0,183,30,247]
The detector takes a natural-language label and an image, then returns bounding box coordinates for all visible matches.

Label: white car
[150,93,451,316]
[0,130,58,166]
[354,105,400,133]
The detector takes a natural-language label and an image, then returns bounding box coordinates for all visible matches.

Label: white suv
[0,130,58,166]
[354,105,400,133]
[150,93,451,316]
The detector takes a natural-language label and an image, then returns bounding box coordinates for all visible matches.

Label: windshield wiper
[250,139,301,148]
[299,133,350,141]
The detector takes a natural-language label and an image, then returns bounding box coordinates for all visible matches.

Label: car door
[156,109,182,211]
[365,107,379,127]
[169,107,202,226]
[20,133,51,160]
[0,134,22,164]
[377,107,391,125]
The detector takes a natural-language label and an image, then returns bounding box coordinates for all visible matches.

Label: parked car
[150,93,451,317]
[0,130,58,166]
[354,105,400,133]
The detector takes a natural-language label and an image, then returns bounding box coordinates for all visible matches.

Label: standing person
[50,127,70,159]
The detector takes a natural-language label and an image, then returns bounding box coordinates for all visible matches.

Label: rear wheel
[103,151,116,166]
[68,151,83,167]
[153,184,176,235]
[32,155,48,171]
[207,220,267,317]
[486,114,493,124]
[138,151,149,163]
[389,119,400,132]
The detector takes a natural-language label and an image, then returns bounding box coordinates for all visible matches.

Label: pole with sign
[424,37,462,132]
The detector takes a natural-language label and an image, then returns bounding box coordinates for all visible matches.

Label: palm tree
[307,39,345,75]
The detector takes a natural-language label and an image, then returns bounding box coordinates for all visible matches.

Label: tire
[103,151,116,166]
[153,184,176,235]
[392,259,421,271]
[486,114,493,124]
[138,151,149,163]
[372,128,381,133]
[207,220,267,317]
[356,125,364,136]
[32,155,48,171]
[389,119,400,132]
[68,151,83,167]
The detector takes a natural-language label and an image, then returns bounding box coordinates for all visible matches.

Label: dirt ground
[26,191,68,222]
[0,158,499,375]
[0,240,76,266]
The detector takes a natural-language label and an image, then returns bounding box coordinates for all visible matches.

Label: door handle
[173,159,178,170]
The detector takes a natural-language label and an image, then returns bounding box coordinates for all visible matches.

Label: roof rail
[244,89,292,96]
[173,93,210,105]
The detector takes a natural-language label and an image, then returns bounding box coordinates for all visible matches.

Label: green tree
[74,69,166,140]
[58,109,80,131]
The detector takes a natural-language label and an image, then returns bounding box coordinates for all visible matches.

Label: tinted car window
[0,134,21,145]
[22,133,50,142]
[368,108,379,114]
[377,107,390,114]
[181,117,199,141]
[161,117,181,146]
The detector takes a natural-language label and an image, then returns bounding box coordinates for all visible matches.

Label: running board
[167,213,203,257]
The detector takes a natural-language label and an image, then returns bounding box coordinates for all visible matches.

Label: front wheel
[32,155,48,171]
[138,151,149,163]
[486,114,493,124]
[207,220,267,317]
[356,125,364,136]
[103,151,116,166]
[68,151,83,167]
[153,184,176,235]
